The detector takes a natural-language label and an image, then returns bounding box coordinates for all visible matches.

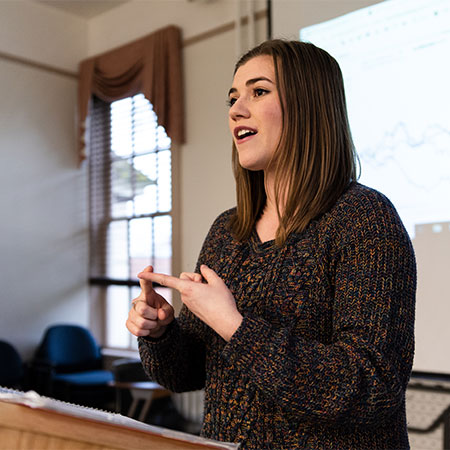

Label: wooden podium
[0,389,239,450]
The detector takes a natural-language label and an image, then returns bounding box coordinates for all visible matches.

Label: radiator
[172,389,205,424]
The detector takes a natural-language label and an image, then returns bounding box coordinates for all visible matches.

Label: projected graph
[358,121,450,236]
[301,0,450,239]
[360,123,450,177]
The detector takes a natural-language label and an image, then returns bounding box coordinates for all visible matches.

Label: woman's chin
[238,158,266,172]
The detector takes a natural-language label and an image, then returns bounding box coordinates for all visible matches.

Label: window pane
[155,287,173,306]
[134,94,159,155]
[158,150,172,212]
[111,157,133,218]
[154,215,172,274]
[134,153,157,215]
[107,220,129,279]
[111,98,133,158]
[106,285,131,348]
[129,218,152,278]
[157,125,171,150]
[130,286,142,350]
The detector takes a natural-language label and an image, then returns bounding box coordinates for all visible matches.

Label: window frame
[88,94,181,351]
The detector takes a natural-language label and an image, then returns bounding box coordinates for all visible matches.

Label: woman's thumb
[158,301,174,324]
[200,264,219,284]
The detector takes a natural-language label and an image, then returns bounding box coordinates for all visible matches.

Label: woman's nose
[229,97,250,121]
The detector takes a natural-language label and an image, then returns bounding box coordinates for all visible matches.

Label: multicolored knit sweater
[138,183,416,449]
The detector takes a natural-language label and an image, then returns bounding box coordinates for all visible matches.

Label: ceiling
[35,0,131,19]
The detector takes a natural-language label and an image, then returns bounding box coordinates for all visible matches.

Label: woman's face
[228,55,283,172]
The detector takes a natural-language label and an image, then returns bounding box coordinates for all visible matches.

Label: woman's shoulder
[214,207,236,223]
[209,207,236,232]
[196,208,237,267]
[334,182,399,219]
[201,207,236,245]
[323,182,409,240]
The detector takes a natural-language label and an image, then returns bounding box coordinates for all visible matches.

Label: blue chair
[31,324,114,408]
[0,340,24,389]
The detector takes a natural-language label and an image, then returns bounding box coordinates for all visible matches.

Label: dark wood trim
[89,277,163,289]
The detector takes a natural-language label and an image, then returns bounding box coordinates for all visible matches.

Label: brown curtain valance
[78,25,184,162]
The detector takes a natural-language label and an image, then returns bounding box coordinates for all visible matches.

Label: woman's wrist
[218,311,243,342]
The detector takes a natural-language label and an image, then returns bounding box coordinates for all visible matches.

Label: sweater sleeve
[138,210,234,392]
[221,189,416,426]
[138,306,207,393]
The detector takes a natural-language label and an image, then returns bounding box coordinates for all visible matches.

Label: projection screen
[298,0,450,374]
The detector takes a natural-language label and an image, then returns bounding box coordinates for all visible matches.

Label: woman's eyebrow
[228,76,275,97]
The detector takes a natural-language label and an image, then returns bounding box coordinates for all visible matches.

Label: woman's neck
[255,207,279,243]
[255,173,281,243]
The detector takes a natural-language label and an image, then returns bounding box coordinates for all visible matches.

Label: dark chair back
[30,324,113,409]
[0,340,24,389]
[112,359,148,382]
[35,324,102,373]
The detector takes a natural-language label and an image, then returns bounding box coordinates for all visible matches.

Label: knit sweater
[138,183,416,449]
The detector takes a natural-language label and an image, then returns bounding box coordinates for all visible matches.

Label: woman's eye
[254,88,268,97]
[227,97,237,107]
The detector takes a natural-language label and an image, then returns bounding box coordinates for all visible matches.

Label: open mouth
[235,127,257,140]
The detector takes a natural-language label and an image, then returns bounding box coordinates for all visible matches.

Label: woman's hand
[126,266,175,339]
[138,265,243,342]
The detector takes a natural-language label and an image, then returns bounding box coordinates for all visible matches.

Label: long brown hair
[229,39,359,246]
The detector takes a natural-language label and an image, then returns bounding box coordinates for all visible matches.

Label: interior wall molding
[0,49,78,79]
[183,9,267,47]
[0,8,267,79]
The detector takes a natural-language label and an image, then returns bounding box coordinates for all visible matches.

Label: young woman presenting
[127,40,416,449]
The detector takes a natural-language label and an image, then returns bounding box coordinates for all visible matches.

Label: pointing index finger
[138,271,184,292]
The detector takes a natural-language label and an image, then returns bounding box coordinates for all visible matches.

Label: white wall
[87,0,266,56]
[181,30,243,271]
[0,0,87,72]
[0,1,88,359]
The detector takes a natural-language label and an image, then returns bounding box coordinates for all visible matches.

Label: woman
[126,40,416,449]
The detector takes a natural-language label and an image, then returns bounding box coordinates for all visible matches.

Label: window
[89,94,174,350]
